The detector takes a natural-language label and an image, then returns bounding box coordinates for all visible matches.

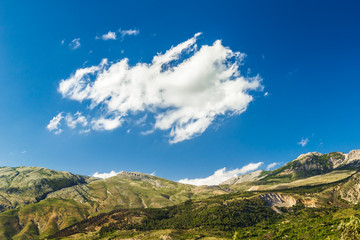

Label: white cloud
[47,113,64,134]
[21,150,27,154]
[69,38,80,50]
[91,116,123,130]
[266,162,279,170]
[298,137,309,147]
[61,39,65,45]
[54,33,263,143]
[93,170,120,179]
[119,28,139,38]
[97,31,117,40]
[47,112,90,134]
[65,112,88,129]
[178,162,263,186]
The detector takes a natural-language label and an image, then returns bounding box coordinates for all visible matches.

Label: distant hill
[46,171,230,211]
[0,166,91,211]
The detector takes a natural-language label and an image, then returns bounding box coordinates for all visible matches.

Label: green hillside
[0,167,90,211]
[46,172,229,212]
[47,173,360,240]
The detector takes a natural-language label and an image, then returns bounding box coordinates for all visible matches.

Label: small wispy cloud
[178,162,263,186]
[47,112,64,134]
[119,28,140,38]
[60,39,65,45]
[134,114,147,126]
[21,150,27,154]
[298,137,309,147]
[96,31,117,40]
[266,162,279,170]
[47,112,90,134]
[69,38,81,50]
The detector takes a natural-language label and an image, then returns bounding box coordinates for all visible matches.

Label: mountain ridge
[1,150,360,239]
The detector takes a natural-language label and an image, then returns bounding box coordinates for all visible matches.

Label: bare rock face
[346,150,360,161]
[327,152,347,168]
[342,150,360,167]
[259,193,297,207]
[221,170,265,185]
[339,172,360,204]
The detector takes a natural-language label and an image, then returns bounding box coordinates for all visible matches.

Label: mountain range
[1,150,360,239]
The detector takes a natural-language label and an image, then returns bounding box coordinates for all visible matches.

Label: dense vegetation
[50,196,279,238]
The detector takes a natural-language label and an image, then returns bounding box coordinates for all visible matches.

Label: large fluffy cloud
[51,33,263,143]
[178,162,263,186]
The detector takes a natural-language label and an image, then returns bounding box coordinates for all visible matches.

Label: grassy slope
[228,170,356,192]
[46,172,230,212]
[0,199,91,240]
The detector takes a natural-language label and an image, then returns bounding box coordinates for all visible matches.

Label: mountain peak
[294,152,322,162]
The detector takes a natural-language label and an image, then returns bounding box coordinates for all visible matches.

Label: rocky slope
[338,172,360,204]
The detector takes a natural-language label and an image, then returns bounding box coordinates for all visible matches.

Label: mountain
[264,152,344,180]
[1,150,360,239]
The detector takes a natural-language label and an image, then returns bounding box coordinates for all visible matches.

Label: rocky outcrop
[341,150,360,168]
[339,172,360,204]
[259,193,297,207]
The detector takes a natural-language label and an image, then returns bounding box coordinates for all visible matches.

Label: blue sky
[0,0,359,183]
